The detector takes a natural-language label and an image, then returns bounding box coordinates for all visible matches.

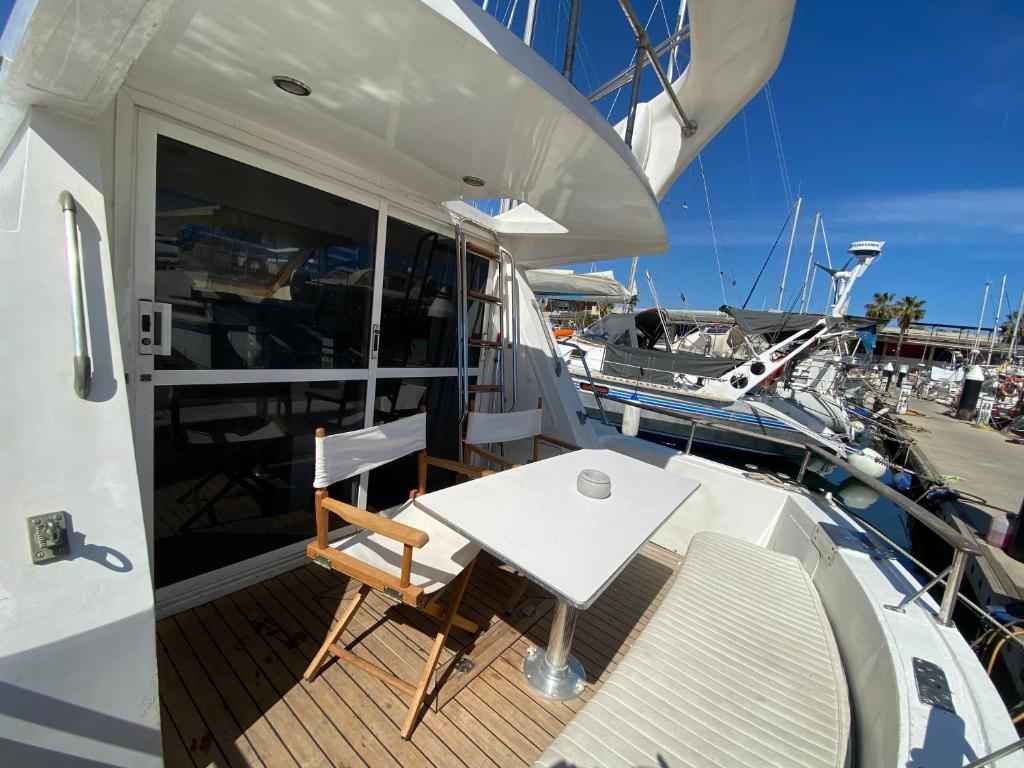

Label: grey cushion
[533,532,850,768]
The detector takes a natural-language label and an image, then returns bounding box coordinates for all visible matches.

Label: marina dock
[900,396,1024,604]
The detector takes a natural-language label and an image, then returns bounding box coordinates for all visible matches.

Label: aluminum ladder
[454,219,520,425]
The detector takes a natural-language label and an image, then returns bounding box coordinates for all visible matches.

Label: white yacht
[565,243,884,459]
[0,1,1019,766]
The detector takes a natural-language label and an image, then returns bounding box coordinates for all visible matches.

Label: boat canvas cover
[722,307,823,337]
[603,343,741,384]
[722,307,877,337]
[526,269,632,303]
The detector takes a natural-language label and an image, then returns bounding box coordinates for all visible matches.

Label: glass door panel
[152,381,366,588]
[155,135,377,371]
[147,131,379,592]
[378,217,489,367]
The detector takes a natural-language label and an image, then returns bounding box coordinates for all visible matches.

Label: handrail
[499,245,519,410]
[964,736,1024,768]
[60,191,91,399]
[585,388,980,625]
[559,341,610,426]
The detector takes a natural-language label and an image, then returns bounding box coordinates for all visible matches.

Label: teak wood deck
[157,542,682,767]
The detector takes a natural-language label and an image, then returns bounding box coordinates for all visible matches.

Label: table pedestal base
[523,646,586,700]
[523,601,586,700]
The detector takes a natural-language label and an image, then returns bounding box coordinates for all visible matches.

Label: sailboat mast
[799,211,821,313]
[987,274,1007,364]
[1010,287,1024,361]
[776,196,802,311]
[626,256,640,308]
[523,0,538,46]
[972,281,991,360]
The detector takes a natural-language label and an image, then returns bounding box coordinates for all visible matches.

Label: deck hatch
[913,657,956,713]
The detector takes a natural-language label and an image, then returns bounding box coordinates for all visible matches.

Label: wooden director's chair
[463,397,579,470]
[303,411,490,739]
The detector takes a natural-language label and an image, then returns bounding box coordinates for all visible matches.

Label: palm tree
[1000,311,1024,347]
[864,292,896,323]
[893,295,927,359]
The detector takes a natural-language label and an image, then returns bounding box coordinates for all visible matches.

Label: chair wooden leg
[400,558,477,739]
[503,572,531,615]
[304,583,371,681]
[420,601,480,634]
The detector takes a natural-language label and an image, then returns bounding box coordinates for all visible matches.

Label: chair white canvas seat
[331,502,479,596]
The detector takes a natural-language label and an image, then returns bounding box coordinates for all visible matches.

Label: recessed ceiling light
[273,75,311,96]
[462,175,485,187]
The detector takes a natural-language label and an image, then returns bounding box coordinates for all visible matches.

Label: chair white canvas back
[464,408,543,446]
[314,411,426,488]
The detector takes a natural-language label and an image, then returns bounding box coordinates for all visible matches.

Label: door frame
[127,108,470,616]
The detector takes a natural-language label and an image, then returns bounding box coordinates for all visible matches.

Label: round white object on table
[577,469,611,499]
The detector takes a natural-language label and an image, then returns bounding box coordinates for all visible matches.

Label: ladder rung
[469,384,503,393]
[468,338,501,348]
[469,247,501,261]
[468,290,501,304]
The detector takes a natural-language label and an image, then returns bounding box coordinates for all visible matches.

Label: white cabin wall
[505,271,601,450]
[0,108,159,766]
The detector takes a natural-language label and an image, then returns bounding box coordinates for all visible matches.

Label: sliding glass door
[133,119,482,601]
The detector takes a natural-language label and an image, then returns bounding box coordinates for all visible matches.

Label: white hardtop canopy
[0,0,793,268]
[525,268,633,304]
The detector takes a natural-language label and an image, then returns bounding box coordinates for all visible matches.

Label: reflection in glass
[378,217,489,367]
[153,381,366,587]
[155,135,377,370]
[366,377,466,510]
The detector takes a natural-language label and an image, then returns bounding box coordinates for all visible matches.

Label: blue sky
[551,1,1024,326]
[3,1,1021,326]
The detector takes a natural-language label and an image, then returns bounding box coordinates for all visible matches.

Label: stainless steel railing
[60,191,91,399]
[559,341,610,427]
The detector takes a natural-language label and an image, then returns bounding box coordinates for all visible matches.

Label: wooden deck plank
[171,612,296,767]
[286,566,504,768]
[457,687,539,763]
[190,601,332,767]
[158,622,266,767]
[276,568,470,768]
[442,699,528,768]
[157,641,230,767]
[251,576,426,767]
[469,679,553,752]
[157,542,681,768]
[229,586,391,768]
[214,591,369,768]
[159,701,197,768]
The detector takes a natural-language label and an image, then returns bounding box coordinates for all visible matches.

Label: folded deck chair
[303,411,489,739]
[464,397,579,470]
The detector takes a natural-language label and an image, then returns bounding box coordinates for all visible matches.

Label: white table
[413,448,700,699]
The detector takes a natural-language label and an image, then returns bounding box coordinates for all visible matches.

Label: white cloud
[827,187,1024,237]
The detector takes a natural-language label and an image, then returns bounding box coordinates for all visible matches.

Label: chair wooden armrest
[536,433,580,451]
[423,454,494,478]
[321,496,429,548]
[464,444,518,469]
